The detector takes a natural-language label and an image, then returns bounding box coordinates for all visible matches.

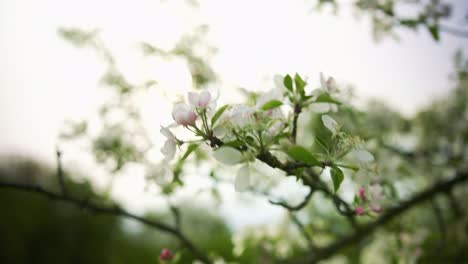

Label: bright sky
[1,0,467,228]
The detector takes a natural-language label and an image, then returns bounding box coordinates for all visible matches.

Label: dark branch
[56,147,67,195]
[0,182,212,264]
[269,187,313,211]
[291,104,302,144]
[290,213,316,250]
[287,171,468,263]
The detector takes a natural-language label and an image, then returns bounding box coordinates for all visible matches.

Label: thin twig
[269,187,313,211]
[55,147,67,195]
[290,212,316,250]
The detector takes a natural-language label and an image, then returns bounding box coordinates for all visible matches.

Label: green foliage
[287,146,321,166]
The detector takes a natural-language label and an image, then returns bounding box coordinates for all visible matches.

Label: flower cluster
[157,73,379,200]
[355,182,385,216]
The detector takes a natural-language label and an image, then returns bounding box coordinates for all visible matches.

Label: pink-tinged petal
[198,90,211,108]
[186,111,198,125]
[355,206,365,216]
[370,202,383,213]
[188,92,199,106]
[369,183,384,200]
[359,186,366,200]
[160,248,174,261]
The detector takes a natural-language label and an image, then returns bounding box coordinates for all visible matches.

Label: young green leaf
[261,100,283,111]
[315,93,341,104]
[180,143,199,161]
[294,73,306,97]
[427,25,439,41]
[211,104,230,126]
[330,166,344,192]
[287,146,321,166]
[283,75,293,92]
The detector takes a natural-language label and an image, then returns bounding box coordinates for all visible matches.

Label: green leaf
[427,25,439,41]
[294,73,306,96]
[315,93,341,104]
[283,75,293,92]
[211,105,230,126]
[181,143,199,161]
[261,100,283,111]
[287,146,321,166]
[330,166,344,192]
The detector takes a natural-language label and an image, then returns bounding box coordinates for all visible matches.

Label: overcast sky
[1,0,467,228]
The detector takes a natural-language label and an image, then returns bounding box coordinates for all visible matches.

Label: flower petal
[188,92,200,106]
[198,90,211,108]
[235,164,250,192]
[160,126,175,139]
[352,149,374,163]
[161,139,176,160]
[212,147,243,165]
[321,114,338,133]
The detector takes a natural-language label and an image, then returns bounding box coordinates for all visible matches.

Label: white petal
[160,126,175,139]
[213,126,227,138]
[235,165,250,192]
[273,74,285,90]
[352,149,375,163]
[161,139,176,160]
[310,103,331,113]
[188,92,200,106]
[212,147,243,165]
[320,72,326,90]
[198,91,211,108]
[321,114,338,133]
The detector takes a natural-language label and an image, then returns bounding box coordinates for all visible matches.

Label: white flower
[188,90,212,108]
[229,105,255,128]
[369,183,383,200]
[235,164,251,192]
[320,72,338,92]
[172,103,198,126]
[352,149,375,163]
[146,162,174,185]
[321,114,339,134]
[160,126,177,160]
[212,147,243,165]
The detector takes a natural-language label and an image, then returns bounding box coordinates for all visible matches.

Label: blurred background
[1,0,468,263]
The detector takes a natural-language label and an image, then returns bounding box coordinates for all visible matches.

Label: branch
[291,104,302,144]
[290,212,316,250]
[0,182,212,264]
[287,171,468,263]
[56,147,67,195]
[269,187,313,211]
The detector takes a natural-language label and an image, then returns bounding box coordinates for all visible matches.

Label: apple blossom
[355,206,366,216]
[321,114,339,134]
[320,72,338,92]
[235,164,251,192]
[188,90,212,108]
[160,248,174,261]
[352,149,375,163]
[359,186,366,200]
[160,126,176,160]
[172,103,198,126]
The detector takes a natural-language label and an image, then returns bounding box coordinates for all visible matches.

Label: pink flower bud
[359,186,366,200]
[160,248,174,261]
[355,206,365,216]
[198,91,211,108]
[188,91,212,108]
[172,103,198,126]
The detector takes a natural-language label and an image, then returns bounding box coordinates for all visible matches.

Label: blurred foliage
[0,157,236,264]
[314,0,466,41]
